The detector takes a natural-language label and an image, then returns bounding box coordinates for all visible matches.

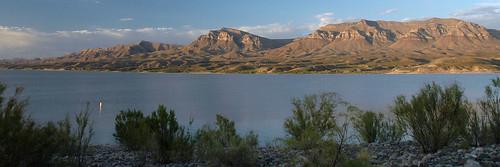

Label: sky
[1,0,500,59]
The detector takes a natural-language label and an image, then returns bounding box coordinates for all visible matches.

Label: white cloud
[119,18,134,22]
[381,8,399,15]
[316,12,343,26]
[136,27,173,33]
[54,28,135,38]
[401,17,433,22]
[401,18,413,22]
[0,26,195,59]
[175,25,211,39]
[80,0,101,4]
[307,12,357,30]
[238,23,297,38]
[0,26,38,50]
[451,2,500,29]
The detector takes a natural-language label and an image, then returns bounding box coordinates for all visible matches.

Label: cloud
[119,18,134,22]
[238,23,298,38]
[174,25,211,39]
[306,12,357,30]
[0,26,196,59]
[451,2,500,29]
[55,28,135,39]
[81,0,100,4]
[136,27,173,33]
[401,17,433,22]
[401,18,413,22]
[316,12,345,26]
[0,26,38,50]
[381,8,399,15]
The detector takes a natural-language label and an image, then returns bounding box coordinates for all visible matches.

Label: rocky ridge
[184,28,292,55]
[42,41,180,63]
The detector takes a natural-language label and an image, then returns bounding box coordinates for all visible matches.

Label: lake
[0,70,498,144]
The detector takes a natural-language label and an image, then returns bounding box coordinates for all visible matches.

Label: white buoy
[99,100,103,111]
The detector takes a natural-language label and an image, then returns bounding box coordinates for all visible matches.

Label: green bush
[284,93,353,167]
[300,138,339,166]
[195,114,258,167]
[350,108,404,144]
[113,105,194,163]
[0,84,59,166]
[478,77,500,144]
[351,110,382,143]
[378,119,405,144]
[148,105,193,163]
[466,110,491,147]
[392,82,471,153]
[284,93,339,150]
[114,109,151,150]
[0,83,94,166]
[295,120,351,167]
[71,104,94,166]
[342,148,372,167]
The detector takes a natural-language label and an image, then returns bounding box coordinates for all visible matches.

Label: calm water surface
[0,70,498,144]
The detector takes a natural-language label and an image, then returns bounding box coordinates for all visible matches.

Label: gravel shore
[85,142,500,167]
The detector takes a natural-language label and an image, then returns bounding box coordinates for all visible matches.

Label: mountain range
[2,18,500,74]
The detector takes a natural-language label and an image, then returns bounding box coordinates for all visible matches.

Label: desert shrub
[478,77,500,144]
[300,138,339,166]
[377,119,405,143]
[466,110,492,147]
[45,117,73,156]
[114,109,151,151]
[342,148,372,167]
[195,114,258,167]
[70,104,94,166]
[114,105,194,163]
[284,93,339,150]
[350,107,404,143]
[0,84,59,166]
[464,77,500,146]
[148,105,193,163]
[0,83,94,166]
[392,82,471,153]
[351,110,382,143]
[284,93,353,167]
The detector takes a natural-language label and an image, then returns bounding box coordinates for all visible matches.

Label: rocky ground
[85,142,500,167]
[347,142,500,167]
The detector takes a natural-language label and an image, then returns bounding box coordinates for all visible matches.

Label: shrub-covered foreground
[474,77,500,145]
[114,107,257,166]
[389,78,500,154]
[5,77,500,166]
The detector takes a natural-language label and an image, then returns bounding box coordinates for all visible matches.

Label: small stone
[478,153,490,160]
[389,153,400,160]
[464,159,481,167]
[482,161,494,167]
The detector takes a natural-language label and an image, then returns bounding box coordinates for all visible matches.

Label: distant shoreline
[1,68,499,75]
